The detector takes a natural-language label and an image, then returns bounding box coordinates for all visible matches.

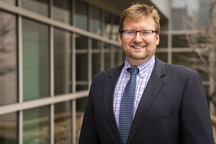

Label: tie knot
[127,67,139,75]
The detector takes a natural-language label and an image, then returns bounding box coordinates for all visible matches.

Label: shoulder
[165,63,196,74]
[155,58,200,81]
[157,58,197,75]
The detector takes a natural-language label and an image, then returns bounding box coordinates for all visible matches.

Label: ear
[118,33,122,46]
[156,34,160,45]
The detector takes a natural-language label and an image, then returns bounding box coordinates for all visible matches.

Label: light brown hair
[119,3,160,34]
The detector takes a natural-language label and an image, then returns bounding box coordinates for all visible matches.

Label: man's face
[118,16,159,66]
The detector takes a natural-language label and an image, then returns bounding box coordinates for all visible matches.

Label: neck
[127,56,154,67]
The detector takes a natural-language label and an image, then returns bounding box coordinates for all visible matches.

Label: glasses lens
[124,30,135,38]
[141,30,153,39]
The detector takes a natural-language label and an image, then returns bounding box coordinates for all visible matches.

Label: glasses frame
[120,30,157,39]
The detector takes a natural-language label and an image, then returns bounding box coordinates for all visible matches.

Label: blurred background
[0,0,215,143]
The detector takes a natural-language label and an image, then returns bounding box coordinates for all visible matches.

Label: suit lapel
[127,58,166,144]
[104,65,124,144]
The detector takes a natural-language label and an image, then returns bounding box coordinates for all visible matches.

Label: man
[79,3,215,144]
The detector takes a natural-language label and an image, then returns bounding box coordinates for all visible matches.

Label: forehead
[123,16,155,29]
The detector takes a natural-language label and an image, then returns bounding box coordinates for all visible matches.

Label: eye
[142,30,151,35]
[125,30,135,35]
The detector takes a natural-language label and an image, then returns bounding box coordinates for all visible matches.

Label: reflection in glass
[22,18,50,101]
[171,0,209,30]
[22,0,49,17]
[158,35,168,48]
[54,102,72,144]
[172,52,208,81]
[0,113,17,144]
[171,6,184,30]
[104,11,112,39]
[54,28,72,95]
[112,15,119,41]
[76,97,87,144]
[23,106,50,144]
[0,11,17,105]
[91,6,101,34]
[155,52,168,63]
[75,0,88,31]
[53,0,72,24]
[172,35,189,48]
[76,35,88,50]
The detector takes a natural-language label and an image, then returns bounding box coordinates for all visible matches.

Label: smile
[132,46,146,49]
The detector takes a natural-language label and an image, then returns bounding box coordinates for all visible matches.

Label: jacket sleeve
[78,78,100,144]
[180,71,215,144]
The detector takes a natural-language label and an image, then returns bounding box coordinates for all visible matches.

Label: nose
[134,31,143,43]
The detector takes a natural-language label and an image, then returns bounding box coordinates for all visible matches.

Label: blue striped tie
[119,67,139,144]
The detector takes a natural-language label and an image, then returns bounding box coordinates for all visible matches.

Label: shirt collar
[124,55,155,77]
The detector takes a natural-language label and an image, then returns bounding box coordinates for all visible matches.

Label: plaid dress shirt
[113,55,155,127]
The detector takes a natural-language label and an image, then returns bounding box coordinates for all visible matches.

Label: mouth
[132,46,146,49]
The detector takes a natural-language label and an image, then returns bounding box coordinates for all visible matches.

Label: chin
[130,54,147,59]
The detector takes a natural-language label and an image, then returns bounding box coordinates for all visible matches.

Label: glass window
[0,11,17,105]
[75,34,88,91]
[23,106,50,144]
[22,0,49,17]
[92,53,101,79]
[76,53,88,81]
[76,35,88,50]
[112,15,119,41]
[22,18,50,101]
[0,112,17,144]
[155,52,168,63]
[92,39,101,78]
[160,21,168,31]
[104,43,111,70]
[114,47,120,67]
[172,35,189,48]
[76,85,88,92]
[171,7,184,30]
[104,11,112,39]
[172,52,209,81]
[91,6,101,34]
[92,39,101,49]
[104,53,111,70]
[122,49,126,62]
[54,102,72,144]
[76,97,87,144]
[53,0,72,24]
[75,0,88,31]
[54,28,72,96]
[104,43,111,50]
[158,35,168,48]
[76,54,88,91]
[0,0,16,5]
[171,0,209,30]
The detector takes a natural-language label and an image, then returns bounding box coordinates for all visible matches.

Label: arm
[78,79,100,144]
[181,71,215,144]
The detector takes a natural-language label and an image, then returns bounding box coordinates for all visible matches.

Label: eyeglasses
[121,30,157,39]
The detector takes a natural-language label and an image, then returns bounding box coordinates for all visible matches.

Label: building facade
[0,0,213,144]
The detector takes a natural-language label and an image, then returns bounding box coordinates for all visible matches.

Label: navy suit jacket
[79,57,215,144]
